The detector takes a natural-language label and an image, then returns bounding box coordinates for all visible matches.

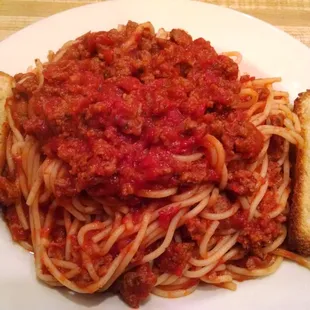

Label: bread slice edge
[288,90,310,255]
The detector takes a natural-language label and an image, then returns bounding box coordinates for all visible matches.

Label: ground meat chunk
[170,29,192,46]
[211,195,232,212]
[227,170,259,196]
[240,74,255,83]
[256,87,270,101]
[119,264,157,308]
[257,190,278,215]
[155,242,193,276]
[186,217,210,241]
[222,116,264,160]
[209,54,239,81]
[238,217,281,257]
[269,114,285,127]
[268,136,284,161]
[10,96,29,131]
[0,177,19,205]
[178,161,219,184]
[209,118,223,138]
[267,161,282,188]
[267,114,285,161]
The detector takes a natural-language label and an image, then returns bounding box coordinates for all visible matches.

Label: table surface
[0,0,309,47]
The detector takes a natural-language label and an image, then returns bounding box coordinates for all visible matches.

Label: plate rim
[1,1,310,309]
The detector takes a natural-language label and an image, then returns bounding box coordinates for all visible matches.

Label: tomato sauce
[158,205,180,229]
[12,21,264,200]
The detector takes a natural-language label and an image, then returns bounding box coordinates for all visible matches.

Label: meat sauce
[155,242,193,276]
[12,21,264,199]
[119,264,157,308]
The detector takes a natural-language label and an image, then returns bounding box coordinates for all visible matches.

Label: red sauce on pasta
[13,21,263,199]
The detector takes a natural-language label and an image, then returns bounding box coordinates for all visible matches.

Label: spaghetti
[1,21,309,308]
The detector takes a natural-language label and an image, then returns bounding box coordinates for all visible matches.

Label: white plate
[0,0,310,309]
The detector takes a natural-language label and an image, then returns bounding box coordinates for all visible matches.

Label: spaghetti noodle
[1,21,309,308]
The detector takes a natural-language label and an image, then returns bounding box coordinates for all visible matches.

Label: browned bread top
[289,90,310,255]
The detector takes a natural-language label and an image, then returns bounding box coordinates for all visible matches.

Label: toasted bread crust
[288,90,310,255]
[0,72,14,174]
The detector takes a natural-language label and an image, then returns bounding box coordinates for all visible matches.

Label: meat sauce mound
[12,21,264,199]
